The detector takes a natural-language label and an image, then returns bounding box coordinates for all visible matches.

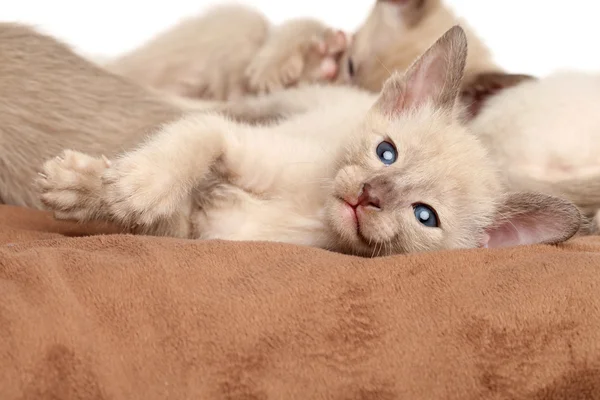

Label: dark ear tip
[437,25,468,56]
[446,25,467,41]
[555,198,584,243]
[448,25,465,35]
[531,192,583,243]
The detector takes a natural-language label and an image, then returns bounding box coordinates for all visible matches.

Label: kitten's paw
[313,29,349,57]
[101,153,181,226]
[309,29,350,81]
[245,51,304,94]
[37,150,109,221]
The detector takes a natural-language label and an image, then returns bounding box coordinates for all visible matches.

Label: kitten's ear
[483,192,582,248]
[374,25,468,117]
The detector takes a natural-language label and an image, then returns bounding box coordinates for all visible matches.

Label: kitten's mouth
[338,197,369,243]
[343,200,359,226]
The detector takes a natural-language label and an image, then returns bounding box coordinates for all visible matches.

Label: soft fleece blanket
[1,204,600,399]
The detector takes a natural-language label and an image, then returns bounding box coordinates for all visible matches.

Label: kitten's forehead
[366,105,469,156]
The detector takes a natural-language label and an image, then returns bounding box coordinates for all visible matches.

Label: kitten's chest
[190,181,330,247]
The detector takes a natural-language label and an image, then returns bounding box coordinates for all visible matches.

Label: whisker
[497,210,520,237]
[385,239,391,257]
[376,241,384,258]
[375,55,393,79]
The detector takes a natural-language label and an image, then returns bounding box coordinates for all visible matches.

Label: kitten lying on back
[39,27,581,256]
[335,0,502,92]
[105,4,349,100]
[213,67,600,235]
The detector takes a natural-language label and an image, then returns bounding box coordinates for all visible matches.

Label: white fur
[471,71,600,184]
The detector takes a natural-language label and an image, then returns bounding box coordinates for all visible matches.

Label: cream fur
[209,0,502,125]
[104,4,349,100]
[336,0,501,92]
[103,0,496,101]
[471,71,600,183]
[39,27,582,256]
[469,71,600,218]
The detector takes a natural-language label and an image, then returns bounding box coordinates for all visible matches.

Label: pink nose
[357,183,381,209]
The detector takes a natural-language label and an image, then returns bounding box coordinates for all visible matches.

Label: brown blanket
[1,205,600,399]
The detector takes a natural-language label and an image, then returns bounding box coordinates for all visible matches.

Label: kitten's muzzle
[344,183,381,211]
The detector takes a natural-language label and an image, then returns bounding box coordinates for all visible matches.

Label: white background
[0,0,596,77]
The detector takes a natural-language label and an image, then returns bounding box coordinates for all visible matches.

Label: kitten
[466,71,600,221]
[210,0,503,125]
[460,72,538,119]
[335,0,502,92]
[39,27,581,256]
[0,22,206,209]
[104,4,349,100]
[208,72,535,127]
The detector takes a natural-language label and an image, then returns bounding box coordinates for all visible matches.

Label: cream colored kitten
[210,0,502,125]
[39,27,581,256]
[105,4,349,100]
[467,71,600,220]
[336,0,501,92]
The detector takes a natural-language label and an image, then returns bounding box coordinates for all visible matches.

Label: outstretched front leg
[38,150,112,223]
[39,113,236,238]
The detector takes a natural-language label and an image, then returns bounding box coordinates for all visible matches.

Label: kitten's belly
[473,72,600,182]
[499,121,600,181]
[190,188,329,248]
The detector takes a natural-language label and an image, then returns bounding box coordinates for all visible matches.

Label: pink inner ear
[384,43,448,116]
[485,214,556,249]
[403,52,442,110]
[480,233,490,248]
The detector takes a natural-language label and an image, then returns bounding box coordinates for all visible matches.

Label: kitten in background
[210,0,505,124]
[39,27,582,256]
[104,0,498,103]
[464,71,600,231]
[336,0,502,92]
[104,4,349,101]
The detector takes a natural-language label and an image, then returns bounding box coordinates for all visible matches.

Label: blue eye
[413,204,439,228]
[376,141,397,165]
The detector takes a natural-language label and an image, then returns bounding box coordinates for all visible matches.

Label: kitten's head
[336,0,448,91]
[325,26,581,256]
